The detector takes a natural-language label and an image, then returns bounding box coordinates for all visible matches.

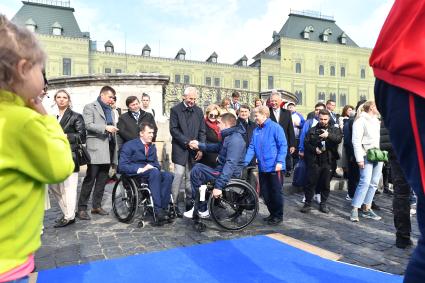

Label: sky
[0,0,394,64]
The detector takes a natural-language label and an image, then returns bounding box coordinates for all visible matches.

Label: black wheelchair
[192,178,259,232]
[111,174,177,227]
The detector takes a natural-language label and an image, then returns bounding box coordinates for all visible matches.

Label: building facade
[12,1,374,114]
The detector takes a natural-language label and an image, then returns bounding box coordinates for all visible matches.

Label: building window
[339,93,347,106]
[360,94,367,101]
[234,80,241,89]
[104,68,111,74]
[295,91,303,105]
[268,76,274,89]
[330,93,336,103]
[115,69,122,74]
[62,58,71,76]
[205,77,211,86]
[184,75,190,84]
[330,66,335,76]
[175,74,181,84]
[296,63,301,73]
[341,67,346,77]
[243,80,248,89]
[214,78,220,87]
[360,68,366,79]
[178,53,185,60]
[318,92,326,102]
[319,65,324,76]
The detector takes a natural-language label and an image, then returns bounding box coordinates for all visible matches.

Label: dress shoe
[55,216,64,223]
[300,204,312,213]
[319,203,330,214]
[54,218,75,228]
[268,217,283,226]
[91,207,109,215]
[285,171,291,177]
[77,210,91,220]
[173,207,183,218]
[396,237,414,249]
[263,215,273,222]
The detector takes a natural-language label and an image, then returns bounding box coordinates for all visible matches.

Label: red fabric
[369,0,425,99]
[205,118,221,140]
[145,144,149,156]
[409,94,425,195]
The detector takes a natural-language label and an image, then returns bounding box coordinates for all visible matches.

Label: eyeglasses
[208,113,219,119]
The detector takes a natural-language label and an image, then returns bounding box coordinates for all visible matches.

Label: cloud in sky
[3,0,393,64]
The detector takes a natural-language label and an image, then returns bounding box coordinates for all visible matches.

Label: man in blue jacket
[184,113,246,218]
[244,106,287,225]
[119,122,173,225]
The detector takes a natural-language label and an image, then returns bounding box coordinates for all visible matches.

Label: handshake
[188,140,199,150]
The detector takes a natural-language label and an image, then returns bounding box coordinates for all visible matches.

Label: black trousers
[391,154,411,240]
[259,171,284,219]
[347,158,360,198]
[304,163,332,205]
[383,161,391,189]
[78,164,110,210]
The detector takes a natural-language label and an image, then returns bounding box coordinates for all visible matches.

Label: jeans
[351,159,383,208]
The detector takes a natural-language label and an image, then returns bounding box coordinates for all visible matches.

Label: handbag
[75,137,91,166]
[366,148,388,162]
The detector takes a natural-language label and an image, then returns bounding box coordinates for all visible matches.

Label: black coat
[269,108,296,148]
[59,108,86,172]
[237,117,257,166]
[169,102,206,165]
[304,123,342,167]
[200,122,220,168]
[117,110,157,144]
[380,121,393,155]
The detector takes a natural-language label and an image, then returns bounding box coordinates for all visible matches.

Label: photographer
[301,110,342,213]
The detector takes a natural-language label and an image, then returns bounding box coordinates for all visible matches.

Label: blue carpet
[37,235,403,283]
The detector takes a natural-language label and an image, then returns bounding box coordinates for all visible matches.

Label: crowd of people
[1,0,425,280]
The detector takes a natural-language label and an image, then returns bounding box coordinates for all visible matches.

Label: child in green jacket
[0,15,74,282]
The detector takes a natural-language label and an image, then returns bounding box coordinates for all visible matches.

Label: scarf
[205,117,221,140]
[97,96,113,125]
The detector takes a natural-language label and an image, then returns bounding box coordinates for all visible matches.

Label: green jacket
[0,90,74,275]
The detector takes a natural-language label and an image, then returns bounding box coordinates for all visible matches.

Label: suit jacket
[169,102,206,165]
[118,138,161,175]
[59,108,86,172]
[238,117,257,166]
[117,110,157,145]
[83,99,118,165]
[269,108,296,148]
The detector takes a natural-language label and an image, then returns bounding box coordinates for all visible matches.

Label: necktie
[133,112,139,121]
[145,144,149,157]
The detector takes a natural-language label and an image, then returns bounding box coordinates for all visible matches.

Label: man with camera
[301,109,342,214]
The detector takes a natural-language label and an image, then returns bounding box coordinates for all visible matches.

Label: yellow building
[12,1,374,113]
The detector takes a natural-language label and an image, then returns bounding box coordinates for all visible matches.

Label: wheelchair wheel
[209,180,259,231]
[112,175,138,223]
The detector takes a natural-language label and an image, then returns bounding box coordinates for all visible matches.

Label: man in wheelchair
[118,122,173,225]
[184,113,246,218]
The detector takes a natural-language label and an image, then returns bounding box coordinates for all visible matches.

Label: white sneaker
[301,196,306,203]
[345,194,352,201]
[410,208,417,215]
[198,210,210,219]
[314,194,321,204]
[183,206,194,218]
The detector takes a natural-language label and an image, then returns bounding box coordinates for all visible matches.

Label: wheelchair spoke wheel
[112,176,138,223]
[209,181,258,231]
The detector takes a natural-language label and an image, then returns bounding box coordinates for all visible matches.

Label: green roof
[12,1,85,38]
[278,12,358,47]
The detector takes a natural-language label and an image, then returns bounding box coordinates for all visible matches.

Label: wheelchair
[192,178,259,232]
[111,174,177,227]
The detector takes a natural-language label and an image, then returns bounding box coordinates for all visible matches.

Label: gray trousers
[171,163,192,203]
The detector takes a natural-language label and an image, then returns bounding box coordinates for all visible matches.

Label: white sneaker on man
[313,194,321,204]
[183,206,194,218]
[198,210,210,219]
[301,196,306,203]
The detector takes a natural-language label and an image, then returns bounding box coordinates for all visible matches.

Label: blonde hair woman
[219,97,236,117]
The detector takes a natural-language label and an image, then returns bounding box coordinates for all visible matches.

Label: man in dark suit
[169,87,206,215]
[326,99,339,127]
[117,96,157,147]
[269,93,296,177]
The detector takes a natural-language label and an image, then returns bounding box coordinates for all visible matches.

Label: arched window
[360,68,366,79]
[339,93,347,106]
[295,91,303,105]
[330,66,335,76]
[340,67,346,77]
[360,94,367,101]
[296,63,301,74]
[319,65,324,76]
[318,92,326,102]
[330,93,336,103]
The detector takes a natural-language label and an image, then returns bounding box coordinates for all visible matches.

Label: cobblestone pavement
[37,176,418,276]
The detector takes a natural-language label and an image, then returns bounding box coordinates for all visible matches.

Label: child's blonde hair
[0,14,46,91]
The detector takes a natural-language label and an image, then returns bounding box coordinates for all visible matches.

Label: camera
[314,128,326,152]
